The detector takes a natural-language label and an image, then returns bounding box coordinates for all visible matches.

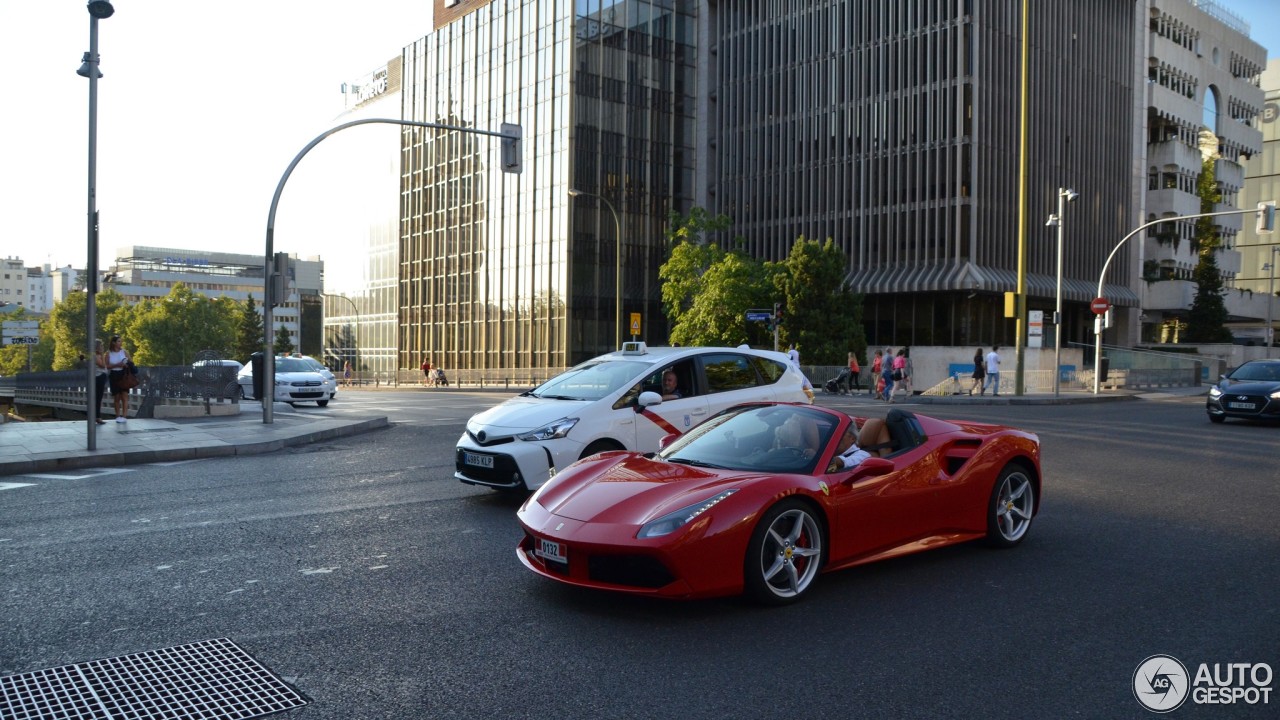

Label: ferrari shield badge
[819,481,830,496]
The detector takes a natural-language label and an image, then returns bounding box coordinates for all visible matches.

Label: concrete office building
[399,0,697,371]
[697,0,1267,349]
[104,246,324,358]
[0,258,26,309]
[1139,0,1265,343]
[1236,58,1280,345]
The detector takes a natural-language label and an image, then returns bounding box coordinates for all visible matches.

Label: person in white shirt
[827,418,891,472]
[984,346,1002,397]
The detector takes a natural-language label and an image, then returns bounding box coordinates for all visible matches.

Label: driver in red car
[828,418,891,472]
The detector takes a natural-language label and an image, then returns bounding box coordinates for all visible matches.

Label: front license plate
[463,451,494,468]
[535,538,567,564]
[1227,402,1255,410]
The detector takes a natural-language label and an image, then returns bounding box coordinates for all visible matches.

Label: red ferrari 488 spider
[516,403,1041,604]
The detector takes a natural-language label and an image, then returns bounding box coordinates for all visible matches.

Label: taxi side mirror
[659,433,680,450]
[636,391,663,412]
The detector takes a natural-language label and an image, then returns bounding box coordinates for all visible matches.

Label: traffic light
[500,123,522,174]
[269,252,289,308]
[1257,201,1276,235]
[773,302,784,326]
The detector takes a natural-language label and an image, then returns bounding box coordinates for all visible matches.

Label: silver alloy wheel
[994,470,1034,542]
[758,508,822,599]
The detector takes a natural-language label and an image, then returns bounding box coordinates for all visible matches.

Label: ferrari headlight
[637,489,737,539]
[517,417,579,442]
[1208,386,1222,399]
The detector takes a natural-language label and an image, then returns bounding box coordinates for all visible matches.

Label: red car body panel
[516,406,1040,600]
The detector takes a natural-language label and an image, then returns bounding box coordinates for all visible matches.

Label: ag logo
[1134,654,1190,712]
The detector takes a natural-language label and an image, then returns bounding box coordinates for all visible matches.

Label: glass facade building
[399,0,698,373]
[701,0,1144,350]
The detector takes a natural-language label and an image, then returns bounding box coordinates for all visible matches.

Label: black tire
[579,439,623,460]
[1208,413,1225,424]
[985,464,1036,548]
[744,498,825,605]
[317,400,329,407]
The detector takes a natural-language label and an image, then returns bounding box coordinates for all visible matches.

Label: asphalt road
[2,390,1276,719]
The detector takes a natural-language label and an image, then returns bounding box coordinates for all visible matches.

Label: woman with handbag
[93,338,109,425]
[106,335,133,423]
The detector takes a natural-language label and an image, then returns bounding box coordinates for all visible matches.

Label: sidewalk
[815,384,1209,406]
[0,405,388,477]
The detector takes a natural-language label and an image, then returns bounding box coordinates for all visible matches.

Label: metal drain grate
[0,638,308,720]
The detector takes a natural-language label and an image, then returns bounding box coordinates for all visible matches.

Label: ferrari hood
[534,454,747,525]
[467,395,592,431]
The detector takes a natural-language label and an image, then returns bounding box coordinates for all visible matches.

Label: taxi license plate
[535,538,567,564]
[1227,402,1255,410]
[463,451,494,468]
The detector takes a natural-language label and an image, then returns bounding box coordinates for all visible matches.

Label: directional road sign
[4,336,39,345]
[745,309,773,322]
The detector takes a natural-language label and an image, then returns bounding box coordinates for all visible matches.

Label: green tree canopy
[234,296,265,362]
[122,283,239,365]
[274,325,295,355]
[770,236,865,365]
[45,288,127,370]
[1185,157,1233,342]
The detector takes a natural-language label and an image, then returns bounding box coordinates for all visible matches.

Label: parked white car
[237,356,335,406]
[455,343,812,492]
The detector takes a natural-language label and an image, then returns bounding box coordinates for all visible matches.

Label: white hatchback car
[455,343,812,492]
[237,356,335,407]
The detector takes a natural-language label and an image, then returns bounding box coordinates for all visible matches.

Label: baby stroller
[431,368,450,387]
[823,367,853,395]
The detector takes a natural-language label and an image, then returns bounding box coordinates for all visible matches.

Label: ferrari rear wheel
[744,499,825,605]
[986,464,1035,548]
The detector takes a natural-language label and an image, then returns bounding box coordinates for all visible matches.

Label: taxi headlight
[517,417,579,442]
[1208,386,1222,399]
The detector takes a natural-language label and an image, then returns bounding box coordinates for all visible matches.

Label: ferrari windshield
[527,360,649,401]
[661,404,838,475]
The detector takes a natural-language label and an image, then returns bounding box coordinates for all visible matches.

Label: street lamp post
[1045,188,1078,398]
[568,189,622,349]
[1265,247,1278,355]
[80,0,114,450]
[323,293,360,386]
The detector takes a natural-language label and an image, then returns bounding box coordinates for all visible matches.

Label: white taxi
[455,343,812,492]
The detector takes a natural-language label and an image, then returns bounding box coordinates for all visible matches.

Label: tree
[122,284,239,365]
[234,296,265,361]
[274,325,295,355]
[668,251,772,347]
[770,237,866,365]
[1184,157,1233,343]
[44,288,127,370]
[659,208,734,331]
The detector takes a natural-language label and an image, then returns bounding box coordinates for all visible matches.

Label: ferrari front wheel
[986,464,1035,548]
[744,499,825,605]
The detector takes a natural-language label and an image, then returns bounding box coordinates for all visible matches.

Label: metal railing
[1,366,239,418]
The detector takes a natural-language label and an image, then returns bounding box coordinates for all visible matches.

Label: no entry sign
[1090,297,1111,315]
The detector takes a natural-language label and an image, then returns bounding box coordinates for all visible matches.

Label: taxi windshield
[529,360,648,401]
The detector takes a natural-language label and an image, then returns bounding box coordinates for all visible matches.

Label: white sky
[0,0,430,277]
[0,1,1275,277]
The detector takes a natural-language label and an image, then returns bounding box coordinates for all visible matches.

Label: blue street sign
[745,311,772,322]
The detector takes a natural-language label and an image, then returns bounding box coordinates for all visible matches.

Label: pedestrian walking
[970,348,986,395]
[871,349,884,398]
[881,347,896,401]
[985,346,1002,396]
[845,351,862,394]
[421,359,432,387]
[343,360,353,387]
